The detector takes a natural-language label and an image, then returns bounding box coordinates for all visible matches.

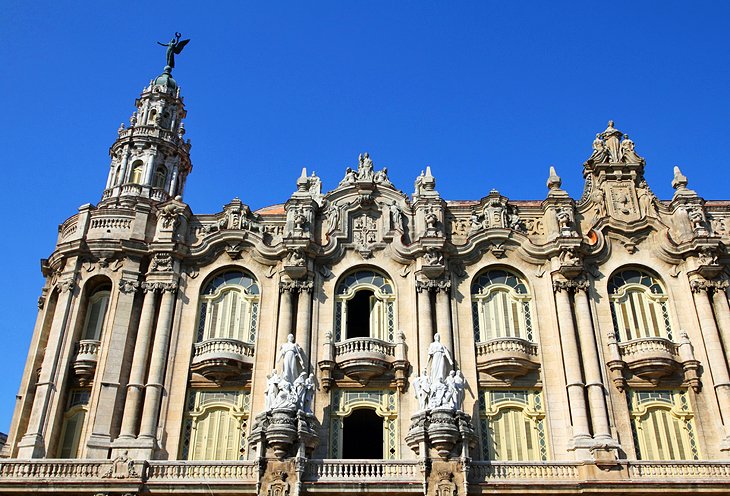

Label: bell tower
[100,37,192,206]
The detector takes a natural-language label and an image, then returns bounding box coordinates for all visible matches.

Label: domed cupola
[100,34,192,207]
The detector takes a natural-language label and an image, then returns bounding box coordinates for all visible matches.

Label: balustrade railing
[619,337,678,358]
[0,460,106,479]
[146,461,258,481]
[304,459,420,481]
[89,216,133,231]
[626,461,730,478]
[475,337,538,357]
[193,338,255,360]
[469,461,580,481]
[335,337,395,357]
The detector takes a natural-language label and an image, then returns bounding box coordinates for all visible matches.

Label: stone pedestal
[405,408,476,460]
[250,408,319,460]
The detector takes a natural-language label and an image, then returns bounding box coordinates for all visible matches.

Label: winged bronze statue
[157,32,190,70]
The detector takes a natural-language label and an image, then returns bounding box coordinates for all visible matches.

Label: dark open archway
[346,289,374,338]
[342,408,383,459]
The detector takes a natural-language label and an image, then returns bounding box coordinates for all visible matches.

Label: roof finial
[547,165,562,191]
[672,165,688,191]
[157,32,190,73]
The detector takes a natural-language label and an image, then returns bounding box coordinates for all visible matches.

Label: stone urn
[427,407,460,459]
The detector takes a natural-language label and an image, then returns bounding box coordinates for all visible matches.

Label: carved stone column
[138,282,178,442]
[710,279,730,357]
[295,282,313,371]
[17,277,77,458]
[435,279,454,356]
[117,283,159,440]
[573,282,613,442]
[416,282,433,373]
[87,275,141,457]
[278,282,295,344]
[553,279,592,446]
[691,278,730,448]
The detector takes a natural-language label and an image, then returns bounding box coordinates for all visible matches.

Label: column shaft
[554,286,591,440]
[17,285,75,458]
[118,288,158,439]
[278,289,294,343]
[138,288,177,439]
[435,288,453,356]
[711,287,730,358]
[574,288,611,440]
[693,288,730,424]
[295,289,312,370]
[417,287,433,373]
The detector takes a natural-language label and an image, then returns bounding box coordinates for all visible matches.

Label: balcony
[190,338,255,383]
[607,332,701,391]
[318,332,409,391]
[72,339,101,385]
[475,337,539,382]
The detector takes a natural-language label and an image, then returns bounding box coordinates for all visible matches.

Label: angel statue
[277,334,306,383]
[157,32,190,70]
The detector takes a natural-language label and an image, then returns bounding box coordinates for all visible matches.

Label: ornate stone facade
[2,64,730,496]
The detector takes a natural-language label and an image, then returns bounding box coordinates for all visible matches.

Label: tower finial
[157,32,190,73]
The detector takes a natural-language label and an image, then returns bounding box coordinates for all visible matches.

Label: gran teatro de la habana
[3,40,730,495]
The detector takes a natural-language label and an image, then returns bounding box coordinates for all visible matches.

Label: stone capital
[142,281,178,293]
[118,279,141,294]
[552,277,587,294]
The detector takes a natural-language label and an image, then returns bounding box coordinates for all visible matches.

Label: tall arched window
[628,389,699,460]
[334,270,395,342]
[608,269,673,341]
[329,389,398,459]
[153,165,167,189]
[57,389,90,458]
[130,160,144,184]
[479,389,547,461]
[197,271,260,343]
[471,269,533,343]
[81,288,111,341]
[180,389,250,460]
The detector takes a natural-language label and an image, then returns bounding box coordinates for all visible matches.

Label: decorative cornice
[118,279,141,294]
[415,278,451,293]
[142,281,178,293]
[279,280,314,294]
[552,278,588,294]
[57,278,76,293]
[690,277,728,294]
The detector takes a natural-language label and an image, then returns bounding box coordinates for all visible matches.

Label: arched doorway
[342,408,383,459]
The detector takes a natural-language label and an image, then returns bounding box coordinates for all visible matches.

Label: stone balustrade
[335,337,396,357]
[59,217,78,241]
[72,339,101,385]
[617,337,680,380]
[117,125,184,146]
[146,460,258,481]
[626,461,730,478]
[323,336,408,386]
[469,461,580,481]
[191,337,255,382]
[2,459,730,490]
[0,459,107,479]
[150,187,170,202]
[304,459,421,481]
[475,337,540,381]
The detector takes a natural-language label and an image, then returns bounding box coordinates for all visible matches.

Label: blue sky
[1,1,729,433]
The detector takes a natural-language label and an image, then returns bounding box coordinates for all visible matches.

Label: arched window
[81,289,110,341]
[197,271,260,343]
[334,270,395,342]
[628,389,699,460]
[479,389,547,461]
[471,269,533,343]
[608,269,672,341]
[57,389,90,458]
[329,389,398,459]
[153,165,167,189]
[130,160,144,184]
[180,389,250,460]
